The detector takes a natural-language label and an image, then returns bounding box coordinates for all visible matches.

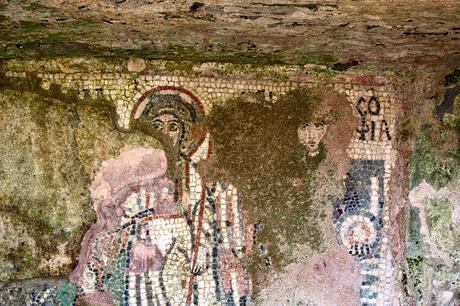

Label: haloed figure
[141,93,199,153]
[151,114,181,145]
[72,89,252,306]
[138,89,253,305]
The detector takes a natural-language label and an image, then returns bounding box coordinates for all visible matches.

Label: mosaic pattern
[3,65,401,305]
[298,122,329,157]
[0,284,58,306]
[71,88,253,305]
[333,94,396,306]
[334,160,385,304]
[0,279,78,306]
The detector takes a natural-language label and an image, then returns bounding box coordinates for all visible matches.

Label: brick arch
[131,86,206,122]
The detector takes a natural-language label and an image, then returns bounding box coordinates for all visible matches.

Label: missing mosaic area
[203,87,358,278]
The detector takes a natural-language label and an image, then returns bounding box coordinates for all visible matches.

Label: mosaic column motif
[332,92,395,306]
[333,160,385,303]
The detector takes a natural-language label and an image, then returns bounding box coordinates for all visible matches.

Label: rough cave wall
[402,70,460,306]
[0,58,457,306]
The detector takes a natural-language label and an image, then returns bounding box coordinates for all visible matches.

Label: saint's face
[151,113,183,147]
[297,122,328,156]
[141,93,203,154]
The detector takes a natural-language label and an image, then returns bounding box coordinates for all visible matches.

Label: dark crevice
[403,29,449,36]
[251,3,338,11]
[366,25,380,30]
[445,69,460,86]
[435,86,460,120]
[332,59,359,71]
[190,2,205,12]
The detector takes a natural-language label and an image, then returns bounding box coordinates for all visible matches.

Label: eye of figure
[314,122,325,129]
[167,120,179,132]
[151,119,164,131]
[301,123,310,129]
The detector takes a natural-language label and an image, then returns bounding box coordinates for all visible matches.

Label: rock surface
[0,1,459,71]
[0,88,162,281]
[0,1,459,305]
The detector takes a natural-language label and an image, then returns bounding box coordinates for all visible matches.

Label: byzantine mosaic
[4,61,400,306]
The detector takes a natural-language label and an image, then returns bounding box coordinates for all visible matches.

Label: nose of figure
[307,128,316,146]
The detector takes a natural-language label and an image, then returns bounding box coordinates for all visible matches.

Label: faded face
[151,113,183,146]
[298,122,328,156]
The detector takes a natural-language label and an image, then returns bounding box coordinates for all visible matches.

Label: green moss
[442,95,460,132]
[19,20,45,31]
[358,64,418,81]
[398,117,415,142]
[424,197,457,252]
[0,15,9,22]
[405,256,459,305]
[3,243,43,279]
[158,44,286,66]
[0,72,120,112]
[305,66,337,83]
[432,264,460,298]
[0,74,168,280]
[424,197,452,232]
[203,88,327,274]
[405,257,426,303]
[0,92,90,279]
[24,3,49,11]
[410,125,458,189]
[0,36,289,65]
[407,207,424,259]
[163,60,196,74]
[299,53,337,66]
[46,32,70,44]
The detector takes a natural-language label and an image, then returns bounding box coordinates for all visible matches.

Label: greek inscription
[356,97,391,141]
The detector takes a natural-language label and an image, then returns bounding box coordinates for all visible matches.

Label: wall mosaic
[338,93,397,306]
[0,60,401,305]
[66,88,253,305]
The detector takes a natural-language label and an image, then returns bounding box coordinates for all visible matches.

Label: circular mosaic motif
[336,212,378,259]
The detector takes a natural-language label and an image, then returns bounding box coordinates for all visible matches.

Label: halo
[132,86,205,120]
[131,87,207,155]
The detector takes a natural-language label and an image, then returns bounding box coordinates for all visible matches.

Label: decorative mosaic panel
[334,160,386,302]
[2,64,399,305]
[336,93,397,306]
